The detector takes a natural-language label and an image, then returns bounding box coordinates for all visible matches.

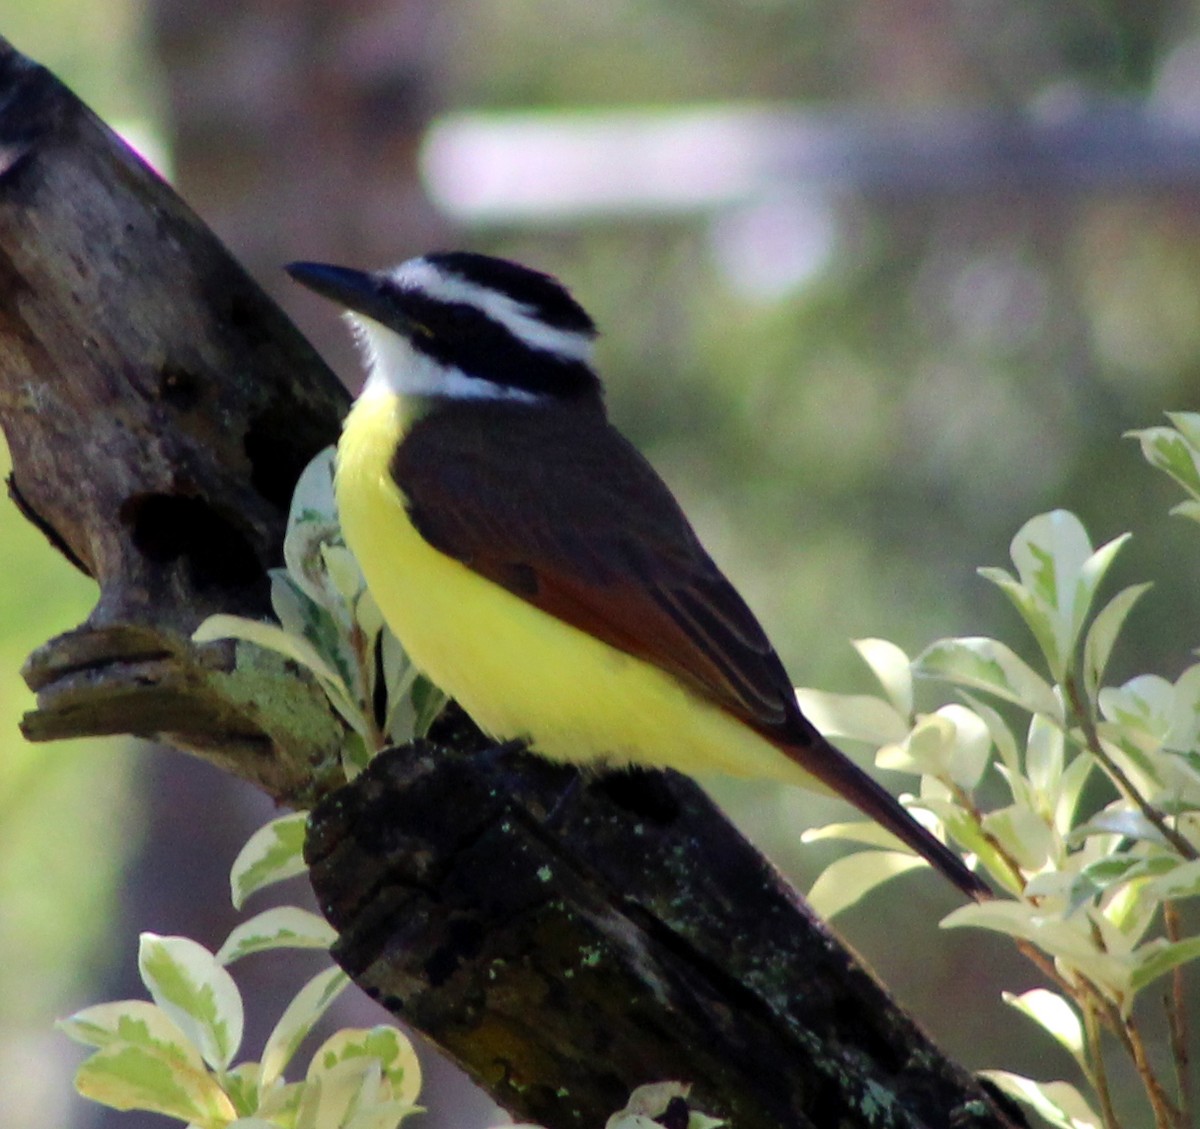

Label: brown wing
[392,399,802,740]
[393,401,991,900]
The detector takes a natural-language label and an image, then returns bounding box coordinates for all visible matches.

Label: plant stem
[1081,995,1122,1129]
[1063,675,1197,860]
[1164,902,1193,1129]
[949,781,1027,892]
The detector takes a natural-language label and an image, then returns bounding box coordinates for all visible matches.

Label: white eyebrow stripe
[386,258,595,364]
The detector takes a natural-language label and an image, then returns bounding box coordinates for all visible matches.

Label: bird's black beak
[285,261,399,327]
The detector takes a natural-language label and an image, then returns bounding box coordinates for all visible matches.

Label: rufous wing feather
[393,400,989,899]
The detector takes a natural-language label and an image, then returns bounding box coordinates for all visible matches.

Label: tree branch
[0,38,1021,1129]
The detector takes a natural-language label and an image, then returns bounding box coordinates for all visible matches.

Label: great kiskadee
[287,251,989,901]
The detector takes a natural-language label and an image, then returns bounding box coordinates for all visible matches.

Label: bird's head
[286,251,601,406]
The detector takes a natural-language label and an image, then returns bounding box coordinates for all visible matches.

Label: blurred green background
[3,2,1200,1127]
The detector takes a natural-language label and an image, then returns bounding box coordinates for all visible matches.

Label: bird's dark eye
[441,303,482,337]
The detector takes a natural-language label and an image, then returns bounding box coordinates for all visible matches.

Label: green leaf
[58,1000,204,1070]
[283,447,343,606]
[1170,498,1200,523]
[1146,857,1200,899]
[1069,807,1167,845]
[1002,989,1084,1062]
[980,1070,1101,1129]
[916,636,1060,718]
[1165,410,1200,447]
[216,907,337,964]
[981,804,1053,872]
[409,675,448,739]
[194,614,367,738]
[978,564,1064,682]
[791,689,908,747]
[1098,674,1174,753]
[1054,753,1095,837]
[260,965,349,1089]
[230,813,310,909]
[886,704,990,789]
[960,693,1024,794]
[941,901,1095,962]
[1081,584,1151,704]
[1075,531,1132,653]
[138,934,244,1072]
[981,512,1129,684]
[917,796,1022,894]
[309,1026,423,1110]
[1065,856,1176,915]
[1129,934,1200,995]
[1128,424,1200,500]
[222,1061,265,1117]
[1025,712,1064,804]
[852,637,913,716]
[806,850,927,918]
[801,820,907,850]
[72,1042,235,1127]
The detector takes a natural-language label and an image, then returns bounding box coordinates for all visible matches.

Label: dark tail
[778,727,993,902]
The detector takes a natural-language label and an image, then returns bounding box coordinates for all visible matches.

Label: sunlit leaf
[216,907,336,964]
[260,965,349,1089]
[978,564,1062,680]
[1075,531,1131,654]
[916,637,1060,718]
[806,850,926,918]
[791,689,907,746]
[72,1042,234,1126]
[960,693,1024,795]
[1054,754,1095,837]
[982,804,1054,872]
[1165,410,1200,448]
[917,796,1021,895]
[1002,989,1084,1061]
[980,1070,1101,1129]
[852,637,913,717]
[295,1057,380,1129]
[801,821,906,850]
[193,614,366,736]
[222,1061,264,1118]
[58,1001,204,1071]
[1025,712,1064,804]
[283,448,341,605]
[1129,934,1200,995]
[1101,875,1160,945]
[1170,498,1200,523]
[309,1026,423,1110]
[138,934,243,1072]
[1146,857,1200,900]
[1082,583,1151,703]
[1098,675,1173,744]
[877,705,990,789]
[230,813,309,909]
[1068,808,1167,846]
[1128,424,1200,500]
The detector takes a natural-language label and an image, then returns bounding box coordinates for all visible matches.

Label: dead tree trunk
[0,39,1020,1129]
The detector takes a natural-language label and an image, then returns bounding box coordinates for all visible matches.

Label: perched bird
[287,251,989,900]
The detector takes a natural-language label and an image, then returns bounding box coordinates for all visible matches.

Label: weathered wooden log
[0,39,349,802]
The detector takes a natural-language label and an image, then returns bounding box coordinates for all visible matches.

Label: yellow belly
[334,385,803,784]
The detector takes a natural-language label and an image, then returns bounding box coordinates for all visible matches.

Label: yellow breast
[334,384,802,784]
